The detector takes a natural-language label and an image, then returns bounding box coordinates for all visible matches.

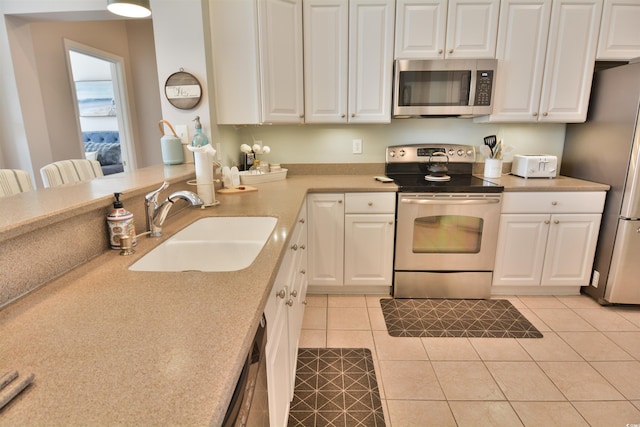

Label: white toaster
[511,154,558,178]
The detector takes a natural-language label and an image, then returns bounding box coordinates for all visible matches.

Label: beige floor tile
[298,329,326,348]
[497,295,525,308]
[606,331,640,359]
[485,361,565,401]
[633,400,640,411]
[557,331,634,361]
[422,337,480,361]
[301,306,326,330]
[366,294,390,308]
[519,296,566,309]
[367,306,388,331]
[573,308,640,331]
[573,401,640,427]
[327,295,367,307]
[380,399,391,427]
[613,307,640,328]
[517,308,552,332]
[431,361,505,401]
[591,361,640,400]
[511,401,589,426]
[373,330,428,361]
[386,400,456,427]
[326,330,374,351]
[538,361,625,401]
[327,307,370,330]
[448,401,523,427]
[530,308,596,332]
[517,332,582,361]
[469,338,531,361]
[303,294,327,307]
[555,295,601,309]
[378,360,445,400]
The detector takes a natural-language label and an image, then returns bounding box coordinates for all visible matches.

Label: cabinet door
[395,0,447,59]
[307,194,345,286]
[344,214,395,286]
[303,0,349,123]
[485,0,552,122]
[445,0,500,58]
[493,214,550,287]
[348,0,395,123]
[265,287,291,427]
[542,213,601,286]
[538,0,603,123]
[259,0,305,123]
[596,0,640,60]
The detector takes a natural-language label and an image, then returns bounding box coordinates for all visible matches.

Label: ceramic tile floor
[299,294,640,426]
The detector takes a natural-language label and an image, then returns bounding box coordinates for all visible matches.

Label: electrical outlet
[353,139,363,154]
[591,270,600,288]
[174,125,189,145]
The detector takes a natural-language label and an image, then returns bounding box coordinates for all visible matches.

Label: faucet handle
[146,181,169,204]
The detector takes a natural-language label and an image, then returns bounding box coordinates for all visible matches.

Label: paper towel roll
[187,144,217,205]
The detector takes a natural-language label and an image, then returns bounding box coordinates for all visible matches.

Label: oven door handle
[400,198,501,205]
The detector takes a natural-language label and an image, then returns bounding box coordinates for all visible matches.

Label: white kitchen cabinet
[482,0,603,123]
[492,192,605,295]
[394,0,500,59]
[308,192,395,292]
[596,0,640,60]
[210,0,303,125]
[264,200,307,426]
[303,0,394,123]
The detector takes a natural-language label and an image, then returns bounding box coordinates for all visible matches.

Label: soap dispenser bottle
[107,192,137,249]
[191,116,209,147]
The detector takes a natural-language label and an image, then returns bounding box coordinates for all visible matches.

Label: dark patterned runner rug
[380,298,543,338]
[288,348,385,427]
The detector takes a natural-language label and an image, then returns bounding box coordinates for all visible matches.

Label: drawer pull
[551,201,558,206]
[300,244,306,250]
[300,269,306,275]
[368,202,373,206]
[544,220,550,224]
[299,218,305,224]
[290,290,298,297]
[291,244,298,251]
[286,299,294,307]
[554,220,560,224]
[276,289,286,299]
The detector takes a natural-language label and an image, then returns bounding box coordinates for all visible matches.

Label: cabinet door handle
[388,221,394,225]
[533,112,538,117]
[351,113,356,118]
[551,201,558,206]
[290,290,298,297]
[276,289,286,299]
[286,299,294,307]
[544,220,550,224]
[338,200,343,204]
[302,300,308,305]
[300,269,306,275]
[554,220,559,224]
[542,112,548,117]
[368,202,373,206]
[299,218,305,224]
[438,49,443,54]
[448,49,454,54]
[300,244,306,250]
[291,244,298,251]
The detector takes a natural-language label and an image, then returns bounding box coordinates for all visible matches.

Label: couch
[82,131,124,175]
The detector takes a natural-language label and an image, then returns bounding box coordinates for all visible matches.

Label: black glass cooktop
[388,173,503,193]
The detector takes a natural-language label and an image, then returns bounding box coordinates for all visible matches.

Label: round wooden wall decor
[164,69,202,110]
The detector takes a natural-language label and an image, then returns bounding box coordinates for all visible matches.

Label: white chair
[0,169,35,197]
[40,159,104,188]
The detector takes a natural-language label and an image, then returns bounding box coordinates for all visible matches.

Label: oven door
[395,193,502,271]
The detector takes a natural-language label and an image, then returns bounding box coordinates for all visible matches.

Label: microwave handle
[468,71,477,107]
[400,198,500,205]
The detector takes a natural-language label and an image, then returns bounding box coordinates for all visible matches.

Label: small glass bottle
[191,116,209,147]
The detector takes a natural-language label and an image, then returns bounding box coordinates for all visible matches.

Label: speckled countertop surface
[0,170,609,425]
[0,175,396,426]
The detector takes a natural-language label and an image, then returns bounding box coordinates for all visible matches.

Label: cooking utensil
[479,145,493,159]
[484,135,497,157]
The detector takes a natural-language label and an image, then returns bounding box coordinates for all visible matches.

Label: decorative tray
[239,169,288,185]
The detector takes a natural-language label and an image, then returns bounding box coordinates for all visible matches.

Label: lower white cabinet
[264,200,307,427]
[492,192,605,294]
[308,192,395,293]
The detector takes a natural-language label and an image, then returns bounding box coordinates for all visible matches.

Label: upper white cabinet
[596,0,640,60]
[304,0,394,123]
[210,0,303,124]
[259,0,305,123]
[485,0,603,123]
[395,0,500,59]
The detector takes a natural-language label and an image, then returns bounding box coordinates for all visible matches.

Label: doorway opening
[64,39,137,173]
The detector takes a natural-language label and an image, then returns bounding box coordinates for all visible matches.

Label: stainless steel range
[385,144,504,299]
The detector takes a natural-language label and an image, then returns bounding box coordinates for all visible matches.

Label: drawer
[502,191,606,214]
[345,192,396,214]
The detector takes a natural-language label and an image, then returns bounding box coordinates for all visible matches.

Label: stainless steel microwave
[393,59,497,118]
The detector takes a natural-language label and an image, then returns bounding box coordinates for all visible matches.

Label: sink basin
[129,216,277,272]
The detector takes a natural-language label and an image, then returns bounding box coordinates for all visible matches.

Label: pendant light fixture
[107,0,151,18]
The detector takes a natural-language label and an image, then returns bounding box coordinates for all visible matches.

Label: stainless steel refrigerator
[563,59,640,304]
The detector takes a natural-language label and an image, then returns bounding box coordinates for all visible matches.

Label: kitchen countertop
[0,170,608,425]
[0,174,396,426]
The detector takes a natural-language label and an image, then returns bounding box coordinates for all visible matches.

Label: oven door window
[399,70,471,107]
[413,215,482,253]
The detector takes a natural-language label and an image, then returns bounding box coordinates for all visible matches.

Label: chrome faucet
[145,182,204,237]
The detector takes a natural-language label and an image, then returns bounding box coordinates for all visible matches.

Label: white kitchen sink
[129,216,277,272]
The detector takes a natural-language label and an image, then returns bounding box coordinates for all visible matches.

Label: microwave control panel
[474,70,494,106]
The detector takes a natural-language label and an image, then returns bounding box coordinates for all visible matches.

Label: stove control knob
[467,149,474,156]
[399,149,406,157]
[389,150,396,157]
[457,149,464,156]
[448,149,455,156]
